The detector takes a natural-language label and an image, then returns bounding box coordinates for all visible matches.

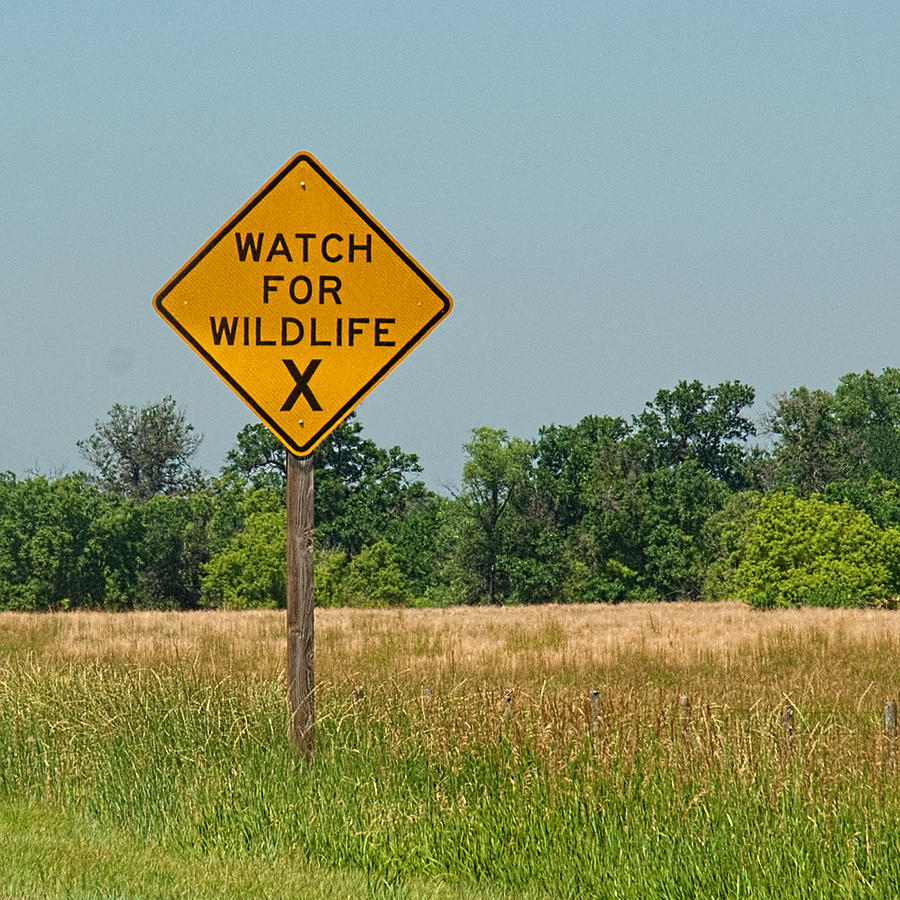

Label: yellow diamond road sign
[154,152,452,456]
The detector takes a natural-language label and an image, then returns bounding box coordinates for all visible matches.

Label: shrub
[733,492,900,608]
[201,510,285,609]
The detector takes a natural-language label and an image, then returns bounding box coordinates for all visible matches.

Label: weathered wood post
[885,700,897,739]
[781,702,794,740]
[286,451,315,758]
[884,700,897,765]
[589,689,600,737]
[679,694,692,743]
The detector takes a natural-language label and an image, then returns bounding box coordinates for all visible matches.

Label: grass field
[2,603,900,897]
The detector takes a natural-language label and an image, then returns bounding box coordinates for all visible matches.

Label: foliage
[136,493,216,610]
[220,422,286,493]
[823,474,900,529]
[78,396,204,501]
[314,415,427,557]
[0,475,141,610]
[766,369,900,494]
[733,491,900,608]
[221,414,429,558]
[764,386,859,494]
[339,540,414,607]
[581,459,728,601]
[633,379,756,488]
[701,490,763,600]
[13,371,900,610]
[534,415,631,529]
[201,508,286,609]
[833,368,900,481]
[453,426,535,604]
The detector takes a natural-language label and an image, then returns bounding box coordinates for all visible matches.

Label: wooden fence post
[885,700,897,765]
[885,700,897,739]
[781,702,794,740]
[589,689,600,736]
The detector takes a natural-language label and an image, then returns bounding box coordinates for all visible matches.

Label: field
[3,603,900,898]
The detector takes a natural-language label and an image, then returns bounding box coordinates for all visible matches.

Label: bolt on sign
[154,153,453,455]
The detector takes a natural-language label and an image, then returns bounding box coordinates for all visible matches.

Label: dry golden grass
[4,603,900,843]
[3,602,900,745]
[3,601,900,686]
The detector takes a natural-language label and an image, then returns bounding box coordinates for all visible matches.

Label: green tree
[581,459,727,602]
[455,427,535,604]
[763,386,857,494]
[201,508,286,609]
[766,369,900,494]
[220,421,286,492]
[136,493,216,609]
[634,380,756,488]
[0,476,141,610]
[221,414,430,558]
[535,416,632,530]
[78,396,204,501]
[339,540,415,607]
[833,368,900,481]
[733,492,900,608]
[824,475,900,530]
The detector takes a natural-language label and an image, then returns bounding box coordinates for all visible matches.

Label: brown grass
[3,601,899,716]
[3,602,900,782]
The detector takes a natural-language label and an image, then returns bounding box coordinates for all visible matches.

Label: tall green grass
[2,653,900,897]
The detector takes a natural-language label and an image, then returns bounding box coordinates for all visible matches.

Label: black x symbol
[281,359,323,411]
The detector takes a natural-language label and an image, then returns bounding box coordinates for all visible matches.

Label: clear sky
[3,2,899,491]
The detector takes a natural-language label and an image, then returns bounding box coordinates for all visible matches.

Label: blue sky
[3,2,899,489]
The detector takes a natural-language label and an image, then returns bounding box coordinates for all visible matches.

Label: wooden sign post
[286,452,315,756]
[154,153,452,756]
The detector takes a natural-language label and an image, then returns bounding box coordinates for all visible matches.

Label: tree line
[6,369,900,611]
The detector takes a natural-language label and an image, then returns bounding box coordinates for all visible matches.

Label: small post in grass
[885,700,897,739]
[286,451,315,758]
[884,700,897,765]
[589,689,600,737]
[680,694,692,740]
[781,702,794,741]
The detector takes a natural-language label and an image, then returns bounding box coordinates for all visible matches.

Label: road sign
[154,152,452,456]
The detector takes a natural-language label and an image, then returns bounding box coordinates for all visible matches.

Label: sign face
[154,153,452,456]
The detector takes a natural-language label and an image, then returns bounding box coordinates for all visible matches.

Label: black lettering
[310,318,331,346]
[210,316,238,345]
[322,233,343,262]
[281,318,303,345]
[374,318,396,346]
[266,233,292,262]
[319,275,341,304]
[349,233,372,263]
[281,359,322,411]
[255,317,275,346]
[234,232,264,262]
[336,318,342,346]
[263,274,283,303]
[289,276,312,304]
[294,233,315,262]
[243,317,250,345]
[348,317,369,346]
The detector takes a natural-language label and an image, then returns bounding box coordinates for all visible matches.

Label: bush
[733,492,900,608]
[201,511,286,609]
[334,540,414,607]
[0,476,141,610]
